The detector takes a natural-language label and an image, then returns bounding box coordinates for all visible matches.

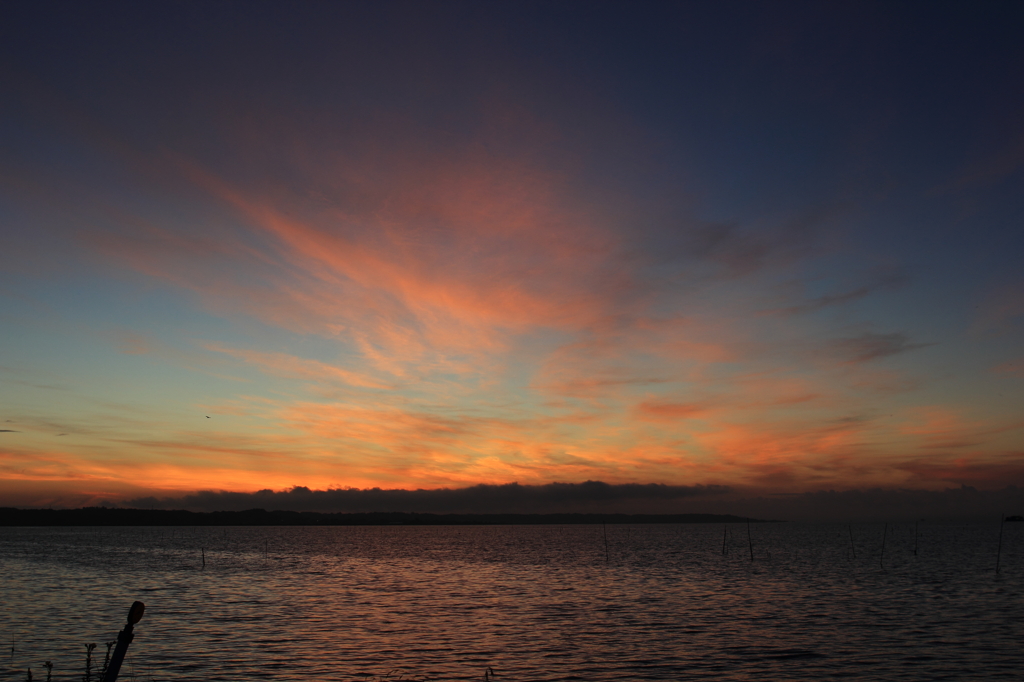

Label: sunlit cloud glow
[2,3,1022,517]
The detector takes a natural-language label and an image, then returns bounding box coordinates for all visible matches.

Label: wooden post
[848,525,856,559]
[879,523,887,570]
[102,602,144,682]
[747,518,754,561]
[996,515,1005,574]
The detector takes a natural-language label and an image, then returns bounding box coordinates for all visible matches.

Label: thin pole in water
[747,518,754,562]
[722,524,728,555]
[201,547,205,569]
[913,520,919,556]
[848,525,856,560]
[879,523,887,570]
[996,514,1005,574]
[602,522,609,562]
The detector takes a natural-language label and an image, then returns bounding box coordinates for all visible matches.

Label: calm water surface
[1,523,1021,680]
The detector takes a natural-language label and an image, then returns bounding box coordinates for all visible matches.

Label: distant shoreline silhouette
[0,507,776,526]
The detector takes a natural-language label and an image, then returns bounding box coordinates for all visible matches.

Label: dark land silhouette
[0,507,772,526]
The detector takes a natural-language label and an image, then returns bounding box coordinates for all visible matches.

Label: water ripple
[1,523,1021,680]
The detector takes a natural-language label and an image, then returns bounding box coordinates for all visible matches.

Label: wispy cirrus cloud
[992,357,1024,378]
[634,400,710,422]
[760,266,908,316]
[5,73,1017,507]
[899,407,1024,452]
[826,332,933,364]
[894,455,1024,487]
[205,344,393,390]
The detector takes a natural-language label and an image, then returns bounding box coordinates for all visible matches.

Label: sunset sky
[2,2,1023,513]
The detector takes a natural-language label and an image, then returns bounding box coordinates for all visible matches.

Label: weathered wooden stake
[747,518,754,562]
[996,514,1005,574]
[879,523,887,570]
[722,524,728,555]
[602,522,609,562]
[848,525,856,560]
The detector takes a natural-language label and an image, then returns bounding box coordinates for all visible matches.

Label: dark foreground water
[1,523,1021,681]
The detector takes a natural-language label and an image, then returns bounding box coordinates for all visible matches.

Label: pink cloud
[36,106,1020,501]
[894,455,1024,487]
[175,147,628,344]
[974,282,1024,334]
[992,357,1024,378]
[899,406,1024,451]
[635,400,709,422]
[206,344,393,389]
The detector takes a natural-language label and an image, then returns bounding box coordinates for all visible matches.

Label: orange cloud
[31,105,1017,504]
[993,357,1024,378]
[635,400,709,422]
[895,455,1024,487]
[899,406,1024,451]
[175,146,624,345]
[206,344,393,389]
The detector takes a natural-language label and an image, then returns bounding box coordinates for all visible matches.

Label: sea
[1,522,1021,681]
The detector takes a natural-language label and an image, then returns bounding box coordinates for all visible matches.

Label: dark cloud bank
[120,481,1023,523]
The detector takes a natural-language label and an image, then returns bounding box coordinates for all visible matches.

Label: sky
[1,1,1023,518]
